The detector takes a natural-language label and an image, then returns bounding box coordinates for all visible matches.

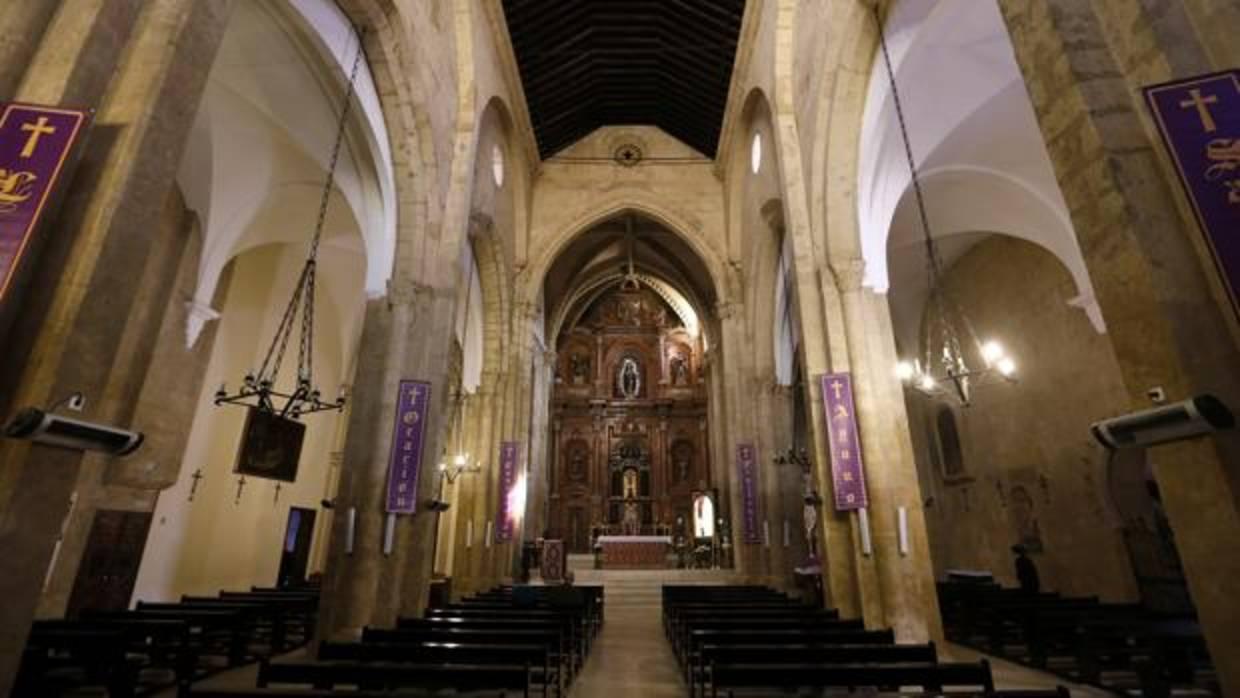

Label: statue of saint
[622,500,641,536]
[569,447,587,482]
[570,353,589,384]
[618,357,641,398]
[622,468,638,499]
[670,353,689,385]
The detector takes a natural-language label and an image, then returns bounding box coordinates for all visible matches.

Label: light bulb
[895,361,916,381]
[981,340,1004,363]
[997,357,1016,377]
[454,453,467,467]
[919,375,937,391]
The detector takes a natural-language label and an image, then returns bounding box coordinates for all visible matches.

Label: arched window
[750,131,763,173]
[936,405,965,478]
[491,143,505,187]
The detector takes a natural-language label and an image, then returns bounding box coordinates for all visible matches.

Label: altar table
[598,535,672,568]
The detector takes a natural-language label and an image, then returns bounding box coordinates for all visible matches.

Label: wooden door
[276,507,316,588]
[66,509,153,617]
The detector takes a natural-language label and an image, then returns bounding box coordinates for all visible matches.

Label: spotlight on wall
[3,407,144,456]
[320,498,336,510]
[1091,394,1234,450]
[426,499,451,513]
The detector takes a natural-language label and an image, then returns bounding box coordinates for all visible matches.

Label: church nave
[2,0,1238,696]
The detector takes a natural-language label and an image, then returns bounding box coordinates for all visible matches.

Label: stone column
[714,300,764,578]
[999,2,1240,691]
[835,261,941,642]
[0,0,58,99]
[0,1,232,691]
[318,280,456,636]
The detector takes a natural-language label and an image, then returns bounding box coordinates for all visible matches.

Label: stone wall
[907,235,1138,601]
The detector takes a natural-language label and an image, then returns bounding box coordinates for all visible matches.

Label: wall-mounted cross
[234,475,247,505]
[188,468,204,502]
[273,482,282,506]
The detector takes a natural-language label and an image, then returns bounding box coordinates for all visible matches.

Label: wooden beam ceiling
[502,0,747,160]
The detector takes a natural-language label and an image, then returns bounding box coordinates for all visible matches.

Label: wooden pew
[257,658,532,697]
[682,627,896,675]
[674,616,865,662]
[691,642,937,698]
[707,658,994,698]
[320,639,557,698]
[362,626,566,681]
[27,616,206,696]
[425,607,586,658]
[14,627,138,698]
[85,608,248,668]
[397,616,574,667]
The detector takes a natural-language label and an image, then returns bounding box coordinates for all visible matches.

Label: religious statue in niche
[669,351,689,385]
[569,352,590,385]
[617,356,642,398]
[622,467,639,499]
[1009,485,1044,553]
[671,441,693,483]
[567,441,588,483]
[622,498,641,535]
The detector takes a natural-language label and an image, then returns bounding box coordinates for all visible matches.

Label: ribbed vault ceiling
[502,0,747,159]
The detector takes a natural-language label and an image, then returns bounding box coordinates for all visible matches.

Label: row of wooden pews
[15,584,319,697]
[665,584,1070,698]
[192,583,603,698]
[939,580,1219,697]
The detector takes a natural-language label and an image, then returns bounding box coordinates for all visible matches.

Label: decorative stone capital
[831,259,867,294]
[386,277,435,307]
[714,299,739,320]
[184,298,220,349]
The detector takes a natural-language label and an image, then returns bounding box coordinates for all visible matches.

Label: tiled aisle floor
[569,572,696,697]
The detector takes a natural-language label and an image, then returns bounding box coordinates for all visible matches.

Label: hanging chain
[873,5,982,381]
[872,6,942,281]
[253,28,367,392]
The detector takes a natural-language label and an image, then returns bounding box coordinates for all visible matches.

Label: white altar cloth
[597,535,672,544]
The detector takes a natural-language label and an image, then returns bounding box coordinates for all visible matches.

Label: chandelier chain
[250,28,366,391]
[300,29,366,386]
[872,6,942,281]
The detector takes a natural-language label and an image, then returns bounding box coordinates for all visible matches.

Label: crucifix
[273,482,282,506]
[187,468,204,502]
[234,475,247,505]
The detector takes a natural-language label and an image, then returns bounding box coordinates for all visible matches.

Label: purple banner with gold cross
[0,103,90,301]
[385,380,431,513]
[496,440,520,542]
[821,373,869,511]
[736,443,760,543]
[1143,71,1240,317]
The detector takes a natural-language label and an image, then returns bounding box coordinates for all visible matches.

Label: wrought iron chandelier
[214,30,367,419]
[874,7,1017,407]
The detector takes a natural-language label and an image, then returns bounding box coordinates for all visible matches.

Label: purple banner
[0,103,89,301]
[496,440,520,542]
[736,443,760,544]
[821,373,869,511]
[385,380,431,513]
[1143,71,1240,317]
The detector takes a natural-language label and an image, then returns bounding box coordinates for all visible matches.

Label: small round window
[750,132,762,174]
[491,143,505,187]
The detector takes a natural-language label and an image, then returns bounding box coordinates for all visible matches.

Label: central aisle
[569,566,739,698]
